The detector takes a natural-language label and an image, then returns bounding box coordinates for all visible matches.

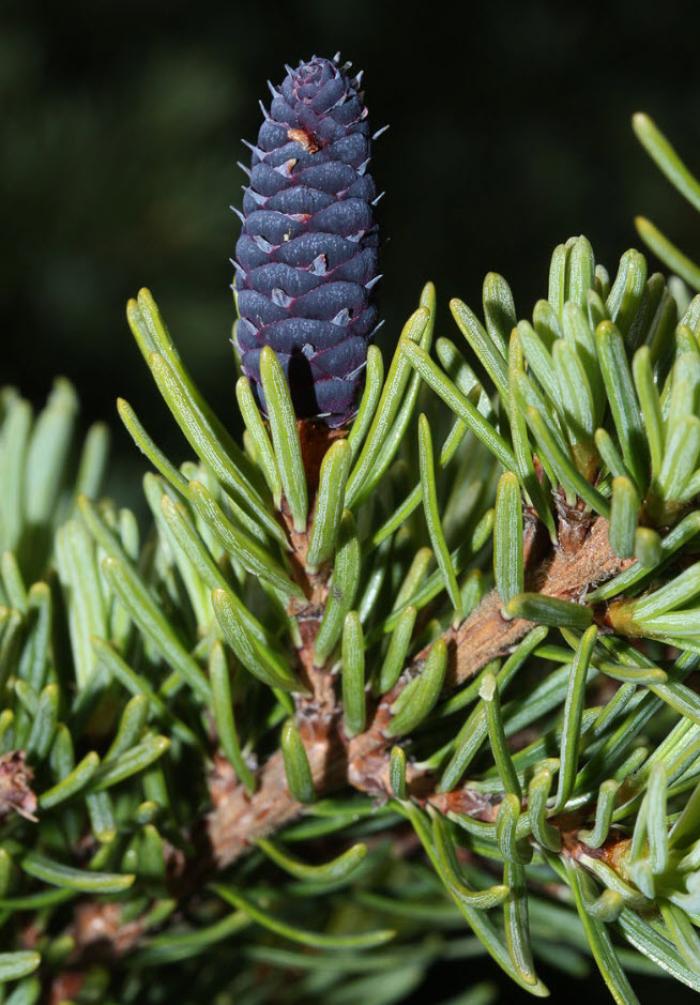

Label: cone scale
[233,55,381,427]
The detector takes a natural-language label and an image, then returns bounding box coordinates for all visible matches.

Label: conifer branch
[208,516,631,866]
[6,94,700,1003]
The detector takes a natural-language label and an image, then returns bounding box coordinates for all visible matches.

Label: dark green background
[3,2,700,997]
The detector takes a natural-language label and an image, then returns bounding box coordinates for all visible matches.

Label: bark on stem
[208,516,629,867]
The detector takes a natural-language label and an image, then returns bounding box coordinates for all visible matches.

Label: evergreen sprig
[2,110,700,1005]
[633,113,700,293]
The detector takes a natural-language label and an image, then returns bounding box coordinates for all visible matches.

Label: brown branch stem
[208,515,631,866]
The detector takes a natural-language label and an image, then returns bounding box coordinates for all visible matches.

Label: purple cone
[233,55,381,427]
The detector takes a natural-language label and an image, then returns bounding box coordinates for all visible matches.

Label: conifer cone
[233,54,381,427]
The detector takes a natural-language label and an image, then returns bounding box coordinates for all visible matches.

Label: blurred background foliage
[4,0,700,494]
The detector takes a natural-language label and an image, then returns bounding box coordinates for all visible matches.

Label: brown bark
[0,750,37,822]
[208,515,631,866]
